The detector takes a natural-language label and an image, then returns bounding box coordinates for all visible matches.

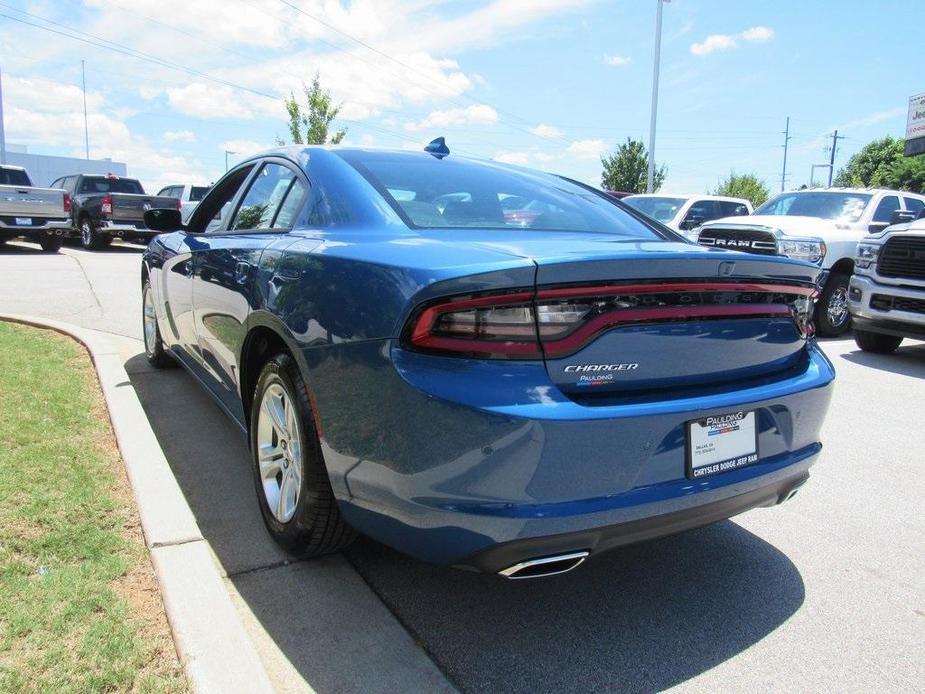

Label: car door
[192,158,310,423]
[162,164,256,377]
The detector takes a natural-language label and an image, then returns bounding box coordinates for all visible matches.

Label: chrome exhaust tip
[498,551,589,579]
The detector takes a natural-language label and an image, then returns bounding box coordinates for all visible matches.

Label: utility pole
[646,0,669,193]
[827,129,844,187]
[780,116,791,192]
[81,59,90,160]
[0,64,6,165]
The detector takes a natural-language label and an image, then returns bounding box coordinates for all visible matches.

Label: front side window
[188,165,254,234]
[755,192,872,223]
[872,195,900,223]
[716,201,749,217]
[231,163,300,231]
[340,151,666,239]
[685,200,718,222]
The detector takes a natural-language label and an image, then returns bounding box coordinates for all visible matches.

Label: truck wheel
[250,353,356,557]
[80,219,110,250]
[39,236,62,253]
[815,273,852,337]
[854,330,903,354]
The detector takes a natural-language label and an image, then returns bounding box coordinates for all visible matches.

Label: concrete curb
[0,313,274,694]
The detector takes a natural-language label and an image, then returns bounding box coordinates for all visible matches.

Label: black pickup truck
[50,173,177,250]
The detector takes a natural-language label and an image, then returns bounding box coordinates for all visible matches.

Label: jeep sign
[905,91,925,157]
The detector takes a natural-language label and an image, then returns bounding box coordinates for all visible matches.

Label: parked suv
[50,173,177,249]
[695,188,925,336]
[623,194,752,237]
[848,218,925,353]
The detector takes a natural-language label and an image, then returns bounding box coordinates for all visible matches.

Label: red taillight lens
[406,282,818,359]
[63,192,71,213]
[175,198,182,211]
[101,194,112,216]
[408,292,540,358]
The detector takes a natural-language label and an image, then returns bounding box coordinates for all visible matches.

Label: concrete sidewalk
[1,313,453,694]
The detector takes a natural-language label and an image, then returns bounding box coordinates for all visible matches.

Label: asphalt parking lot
[1,240,923,692]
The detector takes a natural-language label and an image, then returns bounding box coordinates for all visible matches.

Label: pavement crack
[225,558,306,579]
[61,249,104,313]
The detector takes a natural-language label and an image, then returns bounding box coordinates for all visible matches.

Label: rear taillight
[175,198,182,211]
[101,194,112,217]
[63,192,71,213]
[406,282,818,359]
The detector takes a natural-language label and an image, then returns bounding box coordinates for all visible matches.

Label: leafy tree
[280,73,347,145]
[711,172,770,207]
[832,136,903,188]
[600,138,666,193]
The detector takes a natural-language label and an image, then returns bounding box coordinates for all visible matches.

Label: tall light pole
[646,0,669,193]
[81,59,90,160]
[0,64,6,165]
[224,150,237,171]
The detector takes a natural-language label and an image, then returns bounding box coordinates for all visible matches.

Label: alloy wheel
[826,287,849,328]
[256,382,303,523]
[142,287,157,355]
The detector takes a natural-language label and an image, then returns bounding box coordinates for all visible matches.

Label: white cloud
[741,26,774,42]
[404,105,499,131]
[566,139,608,160]
[531,123,563,139]
[604,54,631,67]
[494,151,531,165]
[218,140,272,157]
[690,26,774,56]
[4,75,103,114]
[690,34,738,56]
[163,130,196,143]
[165,83,277,120]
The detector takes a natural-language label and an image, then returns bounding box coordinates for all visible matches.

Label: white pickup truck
[0,165,72,253]
[695,188,925,336]
[848,218,925,353]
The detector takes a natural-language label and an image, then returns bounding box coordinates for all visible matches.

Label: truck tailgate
[111,194,177,223]
[0,185,68,219]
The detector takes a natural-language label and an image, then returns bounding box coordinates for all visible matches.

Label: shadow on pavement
[127,351,805,693]
[841,342,925,379]
[347,524,805,693]
[0,242,45,254]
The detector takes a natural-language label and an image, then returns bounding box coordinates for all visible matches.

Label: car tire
[250,353,356,557]
[142,279,174,368]
[39,235,62,253]
[80,218,110,250]
[815,272,852,337]
[854,329,903,354]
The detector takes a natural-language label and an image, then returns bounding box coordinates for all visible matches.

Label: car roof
[780,187,925,197]
[623,193,751,204]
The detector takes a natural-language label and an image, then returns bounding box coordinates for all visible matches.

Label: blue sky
[0,0,921,194]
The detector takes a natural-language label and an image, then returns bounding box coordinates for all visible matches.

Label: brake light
[101,194,112,217]
[176,198,182,211]
[63,192,71,213]
[406,282,817,359]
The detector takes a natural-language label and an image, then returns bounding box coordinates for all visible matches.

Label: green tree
[711,171,770,207]
[832,136,904,188]
[280,73,347,145]
[600,138,666,193]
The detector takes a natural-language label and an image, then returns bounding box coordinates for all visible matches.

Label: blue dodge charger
[141,145,834,579]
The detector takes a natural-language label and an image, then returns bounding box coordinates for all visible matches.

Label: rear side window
[339,151,663,239]
[0,168,31,186]
[190,186,210,202]
[903,196,924,216]
[79,177,144,194]
[872,195,900,223]
[231,163,301,231]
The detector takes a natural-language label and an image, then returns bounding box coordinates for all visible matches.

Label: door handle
[235,261,252,284]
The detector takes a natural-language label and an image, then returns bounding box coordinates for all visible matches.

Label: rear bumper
[307,340,835,568]
[0,218,71,234]
[97,220,156,237]
[460,468,811,573]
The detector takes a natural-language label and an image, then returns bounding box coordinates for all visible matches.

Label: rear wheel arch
[239,322,305,427]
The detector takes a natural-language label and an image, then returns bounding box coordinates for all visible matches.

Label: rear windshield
[338,151,665,239]
[623,196,685,223]
[755,191,872,223]
[0,168,31,186]
[189,186,210,201]
[78,177,145,195]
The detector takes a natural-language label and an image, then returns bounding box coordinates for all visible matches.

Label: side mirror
[889,210,916,226]
[144,208,183,232]
[680,215,705,231]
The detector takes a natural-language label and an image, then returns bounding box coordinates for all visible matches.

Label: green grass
[0,322,187,693]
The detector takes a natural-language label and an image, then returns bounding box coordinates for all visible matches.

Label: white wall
[5,151,127,187]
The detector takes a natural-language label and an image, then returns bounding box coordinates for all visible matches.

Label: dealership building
[2,144,127,186]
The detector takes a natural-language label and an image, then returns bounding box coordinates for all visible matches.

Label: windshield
[338,151,665,239]
[623,196,685,223]
[78,177,145,195]
[189,185,210,201]
[755,191,872,223]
